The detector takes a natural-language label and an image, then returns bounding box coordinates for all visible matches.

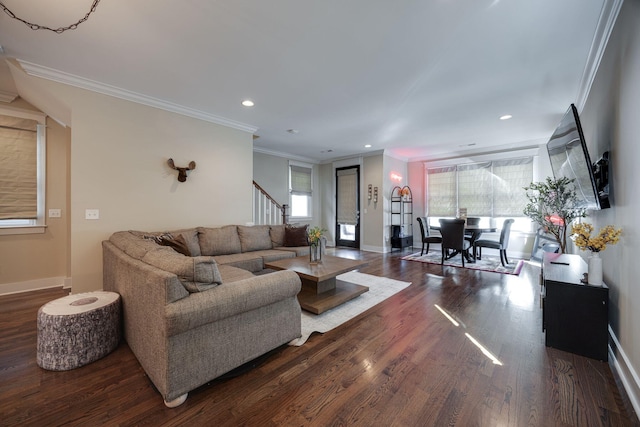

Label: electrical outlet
[48,209,61,218]
[85,209,100,220]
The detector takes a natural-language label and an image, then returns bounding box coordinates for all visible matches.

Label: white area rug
[288,271,411,346]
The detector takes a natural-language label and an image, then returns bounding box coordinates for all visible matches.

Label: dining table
[430,223,498,263]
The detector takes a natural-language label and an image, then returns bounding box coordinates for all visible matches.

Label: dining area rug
[401,251,524,275]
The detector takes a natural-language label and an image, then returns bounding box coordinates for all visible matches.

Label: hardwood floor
[1,248,638,426]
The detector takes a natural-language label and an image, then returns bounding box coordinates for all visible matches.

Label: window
[289,161,312,219]
[0,109,46,235]
[426,156,533,231]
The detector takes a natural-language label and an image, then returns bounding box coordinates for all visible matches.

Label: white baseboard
[360,244,388,253]
[609,326,640,418]
[0,276,71,296]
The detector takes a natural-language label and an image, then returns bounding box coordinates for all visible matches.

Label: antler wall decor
[167,158,196,182]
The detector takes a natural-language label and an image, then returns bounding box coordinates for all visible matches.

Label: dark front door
[335,166,360,248]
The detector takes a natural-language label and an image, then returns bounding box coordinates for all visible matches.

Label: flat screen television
[546,104,610,210]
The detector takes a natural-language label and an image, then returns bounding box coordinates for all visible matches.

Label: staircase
[252,181,288,225]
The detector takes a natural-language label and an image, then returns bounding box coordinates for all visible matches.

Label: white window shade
[492,157,533,216]
[427,166,456,217]
[426,156,533,219]
[290,165,312,195]
[337,168,358,225]
[458,162,492,216]
[0,116,38,220]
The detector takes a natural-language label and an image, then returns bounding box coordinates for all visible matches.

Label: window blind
[458,162,492,216]
[336,168,358,225]
[427,166,456,217]
[492,157,533,216]
[427,157,533,218]
[0,115,38,220]
[290,165,312,195]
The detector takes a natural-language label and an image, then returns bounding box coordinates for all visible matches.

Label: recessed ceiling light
[499,114,512,120]
[242,100,254,107]
[364,144,372,148]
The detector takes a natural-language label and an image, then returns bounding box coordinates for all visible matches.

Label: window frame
[288,160,313,221]
[0,106,47,235]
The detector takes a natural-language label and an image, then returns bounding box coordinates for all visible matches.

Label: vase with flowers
[308,226,326,264]
[571,223,622,285]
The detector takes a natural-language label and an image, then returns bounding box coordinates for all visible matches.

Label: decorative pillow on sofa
[237,225,273,252]
[167,228,201,257]
[158,234,192,256]
[283,224,309,247]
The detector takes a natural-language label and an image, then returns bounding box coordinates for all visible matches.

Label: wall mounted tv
[546,104,610,210]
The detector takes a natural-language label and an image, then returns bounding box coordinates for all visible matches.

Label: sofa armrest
[165,270,301,337]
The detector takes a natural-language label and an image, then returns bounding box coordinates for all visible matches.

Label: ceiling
[0,0,608,162]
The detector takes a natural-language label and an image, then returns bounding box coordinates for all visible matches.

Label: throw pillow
[158,234,192,256]
[283,225,309,247]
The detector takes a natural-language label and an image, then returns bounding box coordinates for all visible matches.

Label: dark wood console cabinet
[541,252,609,361]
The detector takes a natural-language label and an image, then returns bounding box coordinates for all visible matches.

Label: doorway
[335,166,360,248]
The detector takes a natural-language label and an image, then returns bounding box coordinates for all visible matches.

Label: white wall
[14,70,254,294]
[361,154,384,251]
[578,0,640,412]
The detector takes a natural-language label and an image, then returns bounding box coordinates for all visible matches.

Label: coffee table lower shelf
[298,278,368,314]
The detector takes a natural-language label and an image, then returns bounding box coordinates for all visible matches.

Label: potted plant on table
[523,176,587,253]
[308,226,326,264]
[571,223,622,285]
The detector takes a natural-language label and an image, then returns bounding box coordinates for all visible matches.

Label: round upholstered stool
[37,291,121,371]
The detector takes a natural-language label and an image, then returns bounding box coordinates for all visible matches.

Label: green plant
[523,176,587,253]
[307,226,326,245]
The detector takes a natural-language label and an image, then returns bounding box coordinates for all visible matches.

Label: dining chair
[464,217,481,244]
[439,218,471,267]
[417,217,442,256]
[474,219,514,267]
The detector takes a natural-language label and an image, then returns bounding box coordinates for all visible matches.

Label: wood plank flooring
[1,248,638,426]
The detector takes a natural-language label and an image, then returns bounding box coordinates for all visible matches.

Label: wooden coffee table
[265,255,369,314]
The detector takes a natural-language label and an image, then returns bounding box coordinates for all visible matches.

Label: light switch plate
[85,209,100,220]
[48,209,61,218]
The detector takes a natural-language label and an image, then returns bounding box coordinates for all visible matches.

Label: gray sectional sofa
[102,224,309,407]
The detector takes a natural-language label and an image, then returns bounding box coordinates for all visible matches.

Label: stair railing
[252,181,288,225]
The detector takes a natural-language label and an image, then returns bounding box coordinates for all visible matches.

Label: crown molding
[252,146,319,164]
[575,0,624,111]
[16,60,258,133]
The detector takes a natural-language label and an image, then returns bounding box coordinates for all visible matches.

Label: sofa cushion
[237,225,273,252]
[141,248,222,293]
[198,225,241,256]
[275,246,312,257]
[258,249,297,263]
[217,264,255,283]
[283,225,308,247]
[269,224,285,247]
[213,253,264,272]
